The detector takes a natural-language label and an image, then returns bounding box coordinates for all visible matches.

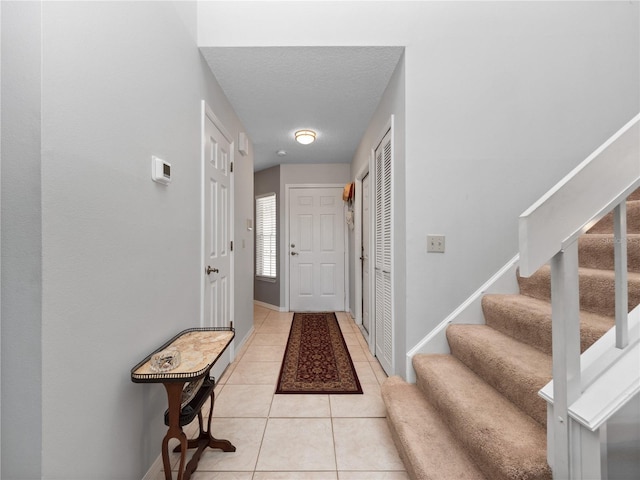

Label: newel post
[550,240,582,479]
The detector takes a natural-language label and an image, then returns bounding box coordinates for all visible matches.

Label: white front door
[202,104,233,380]
[362,173,371,335]
[289,187,345,312]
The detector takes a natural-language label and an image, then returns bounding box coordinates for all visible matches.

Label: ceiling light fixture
[276,150,287,157]
[295,130,316,145]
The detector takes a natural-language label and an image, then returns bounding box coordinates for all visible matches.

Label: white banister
[521,112,640,480]
[539,308,640,428]
[550,241,582,479]
[519,113,640,277]
[614,202,628,349]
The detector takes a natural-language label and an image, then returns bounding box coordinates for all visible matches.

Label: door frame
[358,115,394,365]
[354,159,374,348]
[373,116,395,375]
[284,184,349,312]
[200,100,235,335]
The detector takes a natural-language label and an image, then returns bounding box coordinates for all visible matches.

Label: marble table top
[132,328,234,382]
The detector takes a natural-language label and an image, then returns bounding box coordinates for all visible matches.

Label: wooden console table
[131,327,236,480]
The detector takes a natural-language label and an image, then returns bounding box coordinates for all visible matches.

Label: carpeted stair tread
[588,199,640,234]
[517,265,640,317]
[482,294,614,355]
[381,376,487,480]
[413,354,551,480]
[447,324,551,425]
[579,233,640,273]
[385,188,640,479]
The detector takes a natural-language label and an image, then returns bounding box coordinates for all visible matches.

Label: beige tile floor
[157,305,408,480]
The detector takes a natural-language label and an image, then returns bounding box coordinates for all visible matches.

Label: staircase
[381,188,640,480]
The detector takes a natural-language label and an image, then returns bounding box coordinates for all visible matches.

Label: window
[256,193,277,279]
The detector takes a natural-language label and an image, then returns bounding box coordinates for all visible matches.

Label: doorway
[361,172,371,335]
[201,102,234,379]
[373,127,393,375]
[288,186,346,312]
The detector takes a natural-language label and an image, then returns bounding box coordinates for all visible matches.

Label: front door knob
[206,266,219,274]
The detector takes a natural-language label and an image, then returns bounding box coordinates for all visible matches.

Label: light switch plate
[427,235,445,253]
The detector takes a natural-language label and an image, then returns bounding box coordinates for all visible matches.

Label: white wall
[400,2,639,371]
[350,53,406,370]
[280,163,351,186]
[200,1,640,378]
[2,2,254,478]
[1,2,43,478]
[0,3,3,474]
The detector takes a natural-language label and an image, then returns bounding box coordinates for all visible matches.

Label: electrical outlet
[427,235,445,253]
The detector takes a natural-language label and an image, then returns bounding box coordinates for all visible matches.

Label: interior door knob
[291,252,299,256]
[206,266,219,274]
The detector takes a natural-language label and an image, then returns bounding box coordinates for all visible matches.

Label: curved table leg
[204,387,236,452]
[170,381,236,480]
[163,382,189,480]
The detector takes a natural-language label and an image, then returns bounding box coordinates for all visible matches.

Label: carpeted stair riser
[381,188,640,480]
[446,324,551,426]
[381,376,487,480]
[518,266,640,317]
[413,355,552,480]
[587,199,640,234]
[579,234,640,273]
[482,294,614,355]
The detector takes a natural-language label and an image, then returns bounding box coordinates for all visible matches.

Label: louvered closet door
[374,129,393,375]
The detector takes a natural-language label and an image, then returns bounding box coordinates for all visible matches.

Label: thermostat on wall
[151,156,171,185]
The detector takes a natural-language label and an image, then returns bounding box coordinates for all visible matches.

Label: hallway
[157,305,408,479]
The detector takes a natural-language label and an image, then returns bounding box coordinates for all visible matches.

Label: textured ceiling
[200,47,404,172]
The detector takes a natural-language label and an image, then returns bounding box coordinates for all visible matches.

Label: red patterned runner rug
[276,312,363,394]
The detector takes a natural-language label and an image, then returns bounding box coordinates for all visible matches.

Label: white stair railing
[519,113,640,479]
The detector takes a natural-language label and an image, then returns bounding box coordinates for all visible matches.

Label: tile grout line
[250,415,269,477]
[330,405,339,479]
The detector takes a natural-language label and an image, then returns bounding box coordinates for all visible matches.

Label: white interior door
[362,173,371,335]
[289,187,345,312]
[202,105,233,380]
[374,129,393,375]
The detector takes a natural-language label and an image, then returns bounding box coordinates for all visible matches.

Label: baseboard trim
[254,300,287,312]
[234,325,255,359]
[405,254,520,383]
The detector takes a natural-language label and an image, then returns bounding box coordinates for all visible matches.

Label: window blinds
[256,193,277,278]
